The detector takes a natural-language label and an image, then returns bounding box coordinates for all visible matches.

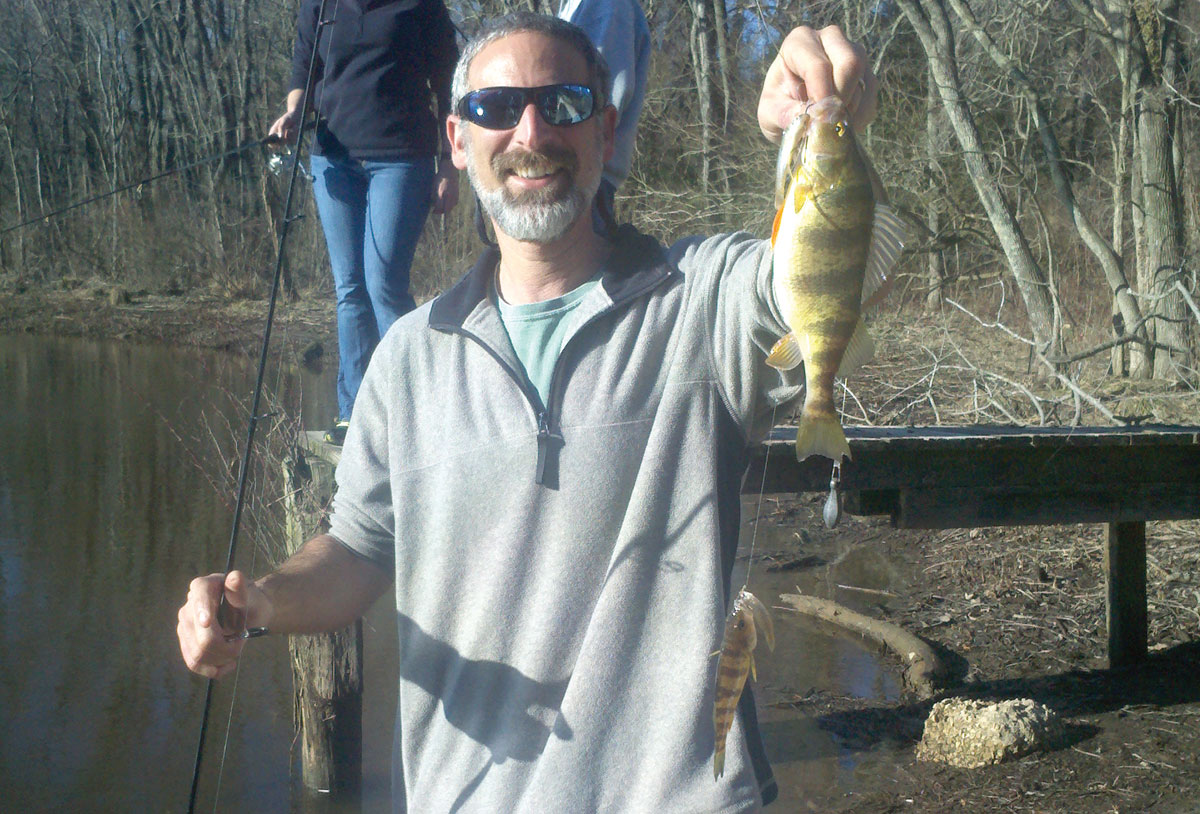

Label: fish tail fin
[795,414,851,462]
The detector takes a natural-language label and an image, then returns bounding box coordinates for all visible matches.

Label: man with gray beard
[465,133,599,243]
[179,12,878,812]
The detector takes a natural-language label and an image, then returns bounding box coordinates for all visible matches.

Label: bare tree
[894,0,1062,357]
[943,0,1148,374]
[0,0,1193,398]
[1130,0,1191,378]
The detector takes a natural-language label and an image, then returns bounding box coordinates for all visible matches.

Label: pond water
[0,333,913,812]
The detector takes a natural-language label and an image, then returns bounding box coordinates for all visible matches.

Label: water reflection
[0,335,332,812]
[744,516,911,808]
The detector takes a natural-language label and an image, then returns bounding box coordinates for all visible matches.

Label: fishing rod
[185,0,332,810]
[0,135,280,237]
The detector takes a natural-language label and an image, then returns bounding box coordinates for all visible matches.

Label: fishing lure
[712,589,775,778]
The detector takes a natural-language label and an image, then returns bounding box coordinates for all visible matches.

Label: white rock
[916,697,1064,768]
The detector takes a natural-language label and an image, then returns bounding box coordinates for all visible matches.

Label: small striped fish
[769,97,907,462]
[712,589,774,779]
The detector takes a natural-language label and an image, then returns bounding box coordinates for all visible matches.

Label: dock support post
[283,445,363,804]
[1104,520,1147,668]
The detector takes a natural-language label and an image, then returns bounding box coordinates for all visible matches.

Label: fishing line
[185,0,333,811]
[742,404,778,591]
[210,412,282,813]
[0,136,279,236]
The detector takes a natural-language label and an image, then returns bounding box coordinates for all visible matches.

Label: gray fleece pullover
[329,226,802,813]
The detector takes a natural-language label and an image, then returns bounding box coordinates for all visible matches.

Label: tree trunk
[689,0,715,200]
[711,0,731,130]
[1,123,23,271]
[896,0,1061,355]
[924,66,944,312]
[1111,8,1141,376]
[1132,0,1189,380]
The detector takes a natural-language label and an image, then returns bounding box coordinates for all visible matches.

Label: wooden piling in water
[282,438,362,803]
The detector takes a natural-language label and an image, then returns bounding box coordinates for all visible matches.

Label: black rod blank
[185,1,332,810]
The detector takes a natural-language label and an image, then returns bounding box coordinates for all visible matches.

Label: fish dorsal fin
[861,203,908,310]
[765,332,805,371]
[863,144,889,205]
[835,317,875,378]
[770,204,783,247]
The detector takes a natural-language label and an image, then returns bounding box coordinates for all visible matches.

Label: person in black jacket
[269,0,460,444]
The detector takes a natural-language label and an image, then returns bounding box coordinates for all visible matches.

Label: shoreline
[0,283,336,357]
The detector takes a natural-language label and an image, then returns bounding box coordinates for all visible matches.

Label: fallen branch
[1176,280,1200,327]
[778,592,948,699]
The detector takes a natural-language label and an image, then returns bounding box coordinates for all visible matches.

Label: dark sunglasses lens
[463,88,526,129]
[536,85,594,126]
[462,85,596,129]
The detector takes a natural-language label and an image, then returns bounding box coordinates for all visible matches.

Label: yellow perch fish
[713,589,775,779]
[769,97,907,462]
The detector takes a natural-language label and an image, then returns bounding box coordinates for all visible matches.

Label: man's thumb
[223,570,252,610]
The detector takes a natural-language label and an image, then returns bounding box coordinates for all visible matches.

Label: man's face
[449,31,616,244]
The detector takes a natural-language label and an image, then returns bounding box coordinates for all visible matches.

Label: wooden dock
[746,424,1200,668]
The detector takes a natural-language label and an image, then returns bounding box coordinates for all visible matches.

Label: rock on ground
[916,697,1064,768]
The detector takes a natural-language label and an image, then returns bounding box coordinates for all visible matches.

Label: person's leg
[361,157,435,338]
[310,154,376,421]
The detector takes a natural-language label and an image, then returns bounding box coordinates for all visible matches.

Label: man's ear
[447,115,469,170]
[601,104,618,165]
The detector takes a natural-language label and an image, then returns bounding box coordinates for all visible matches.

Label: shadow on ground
[808,639,1200,756]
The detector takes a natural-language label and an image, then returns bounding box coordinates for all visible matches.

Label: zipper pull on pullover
[535,411,563,486]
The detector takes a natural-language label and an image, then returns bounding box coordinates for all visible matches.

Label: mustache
[491,146,578,176]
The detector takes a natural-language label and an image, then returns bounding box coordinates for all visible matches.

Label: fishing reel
[266,150,289,176]
[267,147,311,181]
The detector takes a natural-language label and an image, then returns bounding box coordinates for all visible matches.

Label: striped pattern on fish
[712,589,775,779]
[768,97,907,462]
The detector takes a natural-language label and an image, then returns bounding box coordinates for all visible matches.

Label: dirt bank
[5,280,1199,813]
[0,281,335,357]
[755,496,1200,812]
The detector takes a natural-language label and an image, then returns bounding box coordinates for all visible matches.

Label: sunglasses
[457,84,597,130]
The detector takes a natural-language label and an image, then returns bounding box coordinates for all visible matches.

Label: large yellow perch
[769,97,907,462]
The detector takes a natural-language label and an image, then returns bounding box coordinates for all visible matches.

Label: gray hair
[450,12,611,114]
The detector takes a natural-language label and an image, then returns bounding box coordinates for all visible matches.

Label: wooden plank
[766,424,1200,446]
[305,430,342,467]
[1105,521,1148,667]
[891,484,1200,528]
[751,427,1200,495]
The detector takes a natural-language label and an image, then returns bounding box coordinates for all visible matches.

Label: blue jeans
[310,153,434,419]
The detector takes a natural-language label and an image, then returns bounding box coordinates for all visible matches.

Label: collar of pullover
[429,224,672,332]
